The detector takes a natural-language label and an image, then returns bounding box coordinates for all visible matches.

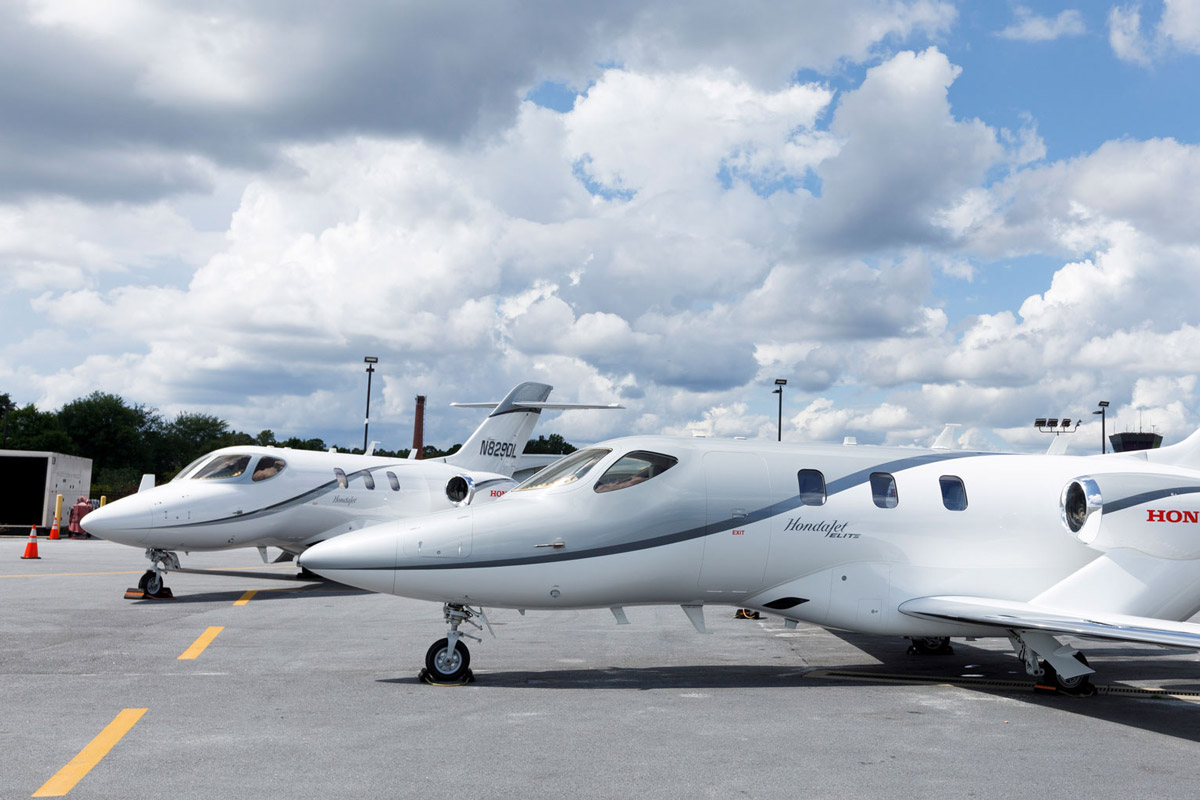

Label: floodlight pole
[1094,400,1109,454]
[363,357,378,452]
[773,379,787,442]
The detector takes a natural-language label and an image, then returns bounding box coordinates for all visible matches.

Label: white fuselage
[300,435,1200,638]
[82,445,514,553]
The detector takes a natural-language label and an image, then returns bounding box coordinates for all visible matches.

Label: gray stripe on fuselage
[362,450,998,572]
[147,464,409,530]
[1102,485,1200,514]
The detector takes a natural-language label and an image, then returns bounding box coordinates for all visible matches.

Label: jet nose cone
[299,526,401,594]
[80,499,153,545]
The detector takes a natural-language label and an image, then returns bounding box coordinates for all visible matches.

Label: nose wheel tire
[425,638,471,683]
[137,570,164,596]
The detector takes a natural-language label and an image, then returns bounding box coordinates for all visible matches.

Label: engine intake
[445,475,475,507]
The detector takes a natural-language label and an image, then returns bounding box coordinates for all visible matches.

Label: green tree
[524,433,576,455]
[3,404,74,453]
[56,391,159,472]
[0,392,15,448]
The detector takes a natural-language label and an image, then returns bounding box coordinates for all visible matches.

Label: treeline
[0,391,574,498]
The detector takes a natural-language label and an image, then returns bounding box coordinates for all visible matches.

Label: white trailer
[0,450,93,530]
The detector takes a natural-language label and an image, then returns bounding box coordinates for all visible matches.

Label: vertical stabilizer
[444,383,553,475]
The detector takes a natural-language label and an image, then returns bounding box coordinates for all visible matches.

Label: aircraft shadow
[824,629,1200,742]
[378,664,825,691]
[127,583,370,605]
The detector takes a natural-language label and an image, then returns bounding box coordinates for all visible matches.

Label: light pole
[773,379,787,442]
[363,357,378,452]
[1093,400,1110,454]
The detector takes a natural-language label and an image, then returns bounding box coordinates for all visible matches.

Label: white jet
[83,382,620,597]
[299,428,1200,694]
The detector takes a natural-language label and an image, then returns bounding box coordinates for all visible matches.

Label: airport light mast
[1093,400,1110,454]
[363,357,378,452]
[773,379,787,442]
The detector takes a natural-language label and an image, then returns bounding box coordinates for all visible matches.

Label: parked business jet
[299,427,1200,694]
[83,382,620,597]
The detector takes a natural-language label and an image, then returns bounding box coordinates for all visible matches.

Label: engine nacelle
[1060,472,1200,560]
[445,475,476,507]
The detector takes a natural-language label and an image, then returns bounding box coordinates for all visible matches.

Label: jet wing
[899,595,1200,650]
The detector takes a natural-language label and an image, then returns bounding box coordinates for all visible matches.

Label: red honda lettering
[1186,511,1200,524]
[1167,510,1183,523]
[1147,510,1165,522]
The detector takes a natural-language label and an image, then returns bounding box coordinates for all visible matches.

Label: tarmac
[4,536,1200,799]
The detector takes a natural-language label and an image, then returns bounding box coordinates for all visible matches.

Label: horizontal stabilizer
[451,401,623,410]
[899,595,1200,650]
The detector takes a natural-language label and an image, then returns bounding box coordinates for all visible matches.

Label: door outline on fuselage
[699,451,773,596]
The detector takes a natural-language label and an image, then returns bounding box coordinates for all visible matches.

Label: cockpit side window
[797,469,826,506]
[869,472,898,509]
[513,448,613,492]
[192,454,252,480]
[594,451,678,493]
[252,457,287,482]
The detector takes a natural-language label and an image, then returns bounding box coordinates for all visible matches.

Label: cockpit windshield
[172,453,214,482]
[513,448,612,492]
[594,451,677,493]
[191,454,252,480]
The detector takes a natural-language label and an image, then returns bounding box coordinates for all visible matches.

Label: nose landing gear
[127,549,180,599]
[419,603,492,685]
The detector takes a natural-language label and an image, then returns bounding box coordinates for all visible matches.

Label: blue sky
[2,1,1200,454]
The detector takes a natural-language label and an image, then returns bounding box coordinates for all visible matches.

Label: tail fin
[444,382,554,475]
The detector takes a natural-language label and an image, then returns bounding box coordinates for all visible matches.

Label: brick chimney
[412,395,426,459]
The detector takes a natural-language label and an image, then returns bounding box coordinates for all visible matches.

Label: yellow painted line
[178,626,224,660]
[234,590,258,606]
[33,708,147,797]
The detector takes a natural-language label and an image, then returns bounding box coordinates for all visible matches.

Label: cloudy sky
[3,0,1200,454]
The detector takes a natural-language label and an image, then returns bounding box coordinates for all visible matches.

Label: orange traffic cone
[21,526,40,559]
[48,517,61,540]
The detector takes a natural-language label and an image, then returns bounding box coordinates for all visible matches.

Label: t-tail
[444,382,622,476]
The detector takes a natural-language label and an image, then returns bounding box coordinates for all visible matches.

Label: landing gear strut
[420,603,491,684]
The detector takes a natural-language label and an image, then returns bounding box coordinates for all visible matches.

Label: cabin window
[334,468,348,489]
[940,476,967,511]
[193,454,252,481]
[361,471,375,490]
[252,457,286,482]
[514,448,612,491]
[594,451,678,493]
[387,471,401,491]
[870,472,898,508]
[797,469,826,506]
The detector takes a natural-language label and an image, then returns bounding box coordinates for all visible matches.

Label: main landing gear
[128,549,180,599]
[907,636,954,655]
[419,603,492,685]
[1010,630,1096,697]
